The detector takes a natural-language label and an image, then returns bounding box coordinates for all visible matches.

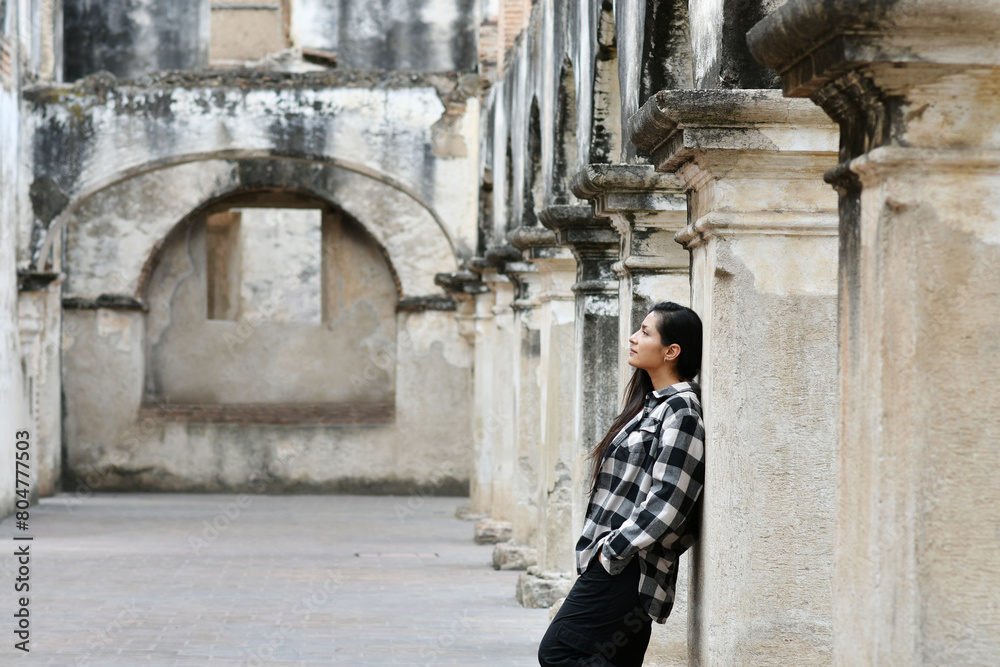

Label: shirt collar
[646,381,700,406]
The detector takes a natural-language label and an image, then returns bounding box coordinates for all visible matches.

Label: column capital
[748,0,1000,99]
[748,1,1000,168]
[628,89,837,180]
[483,244,522,270]
[434,269,489,295]
[629,89,838,246]
[537,205,618,254]
[530,255,577,303]
[502,261,544,311]
[475,264,511,287]
[675,210,838,250]
[571,164,686,222]
[538,205,618,295]
[570,164,689,279]
[506,224,568,262]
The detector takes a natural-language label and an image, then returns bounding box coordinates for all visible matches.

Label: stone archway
[57,156,458,300]
[141,187,399,419]
[60,157,471,494]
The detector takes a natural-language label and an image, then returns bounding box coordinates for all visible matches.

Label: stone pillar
[539,205,620,538]
[532,254,578,576]
[750,3,1000,663]
[572,164,690,390]
[435,267,488,507]
[572,164,692,666]
[506,227,578,604]
[465,268,499,518]
[17,275,63,497]
[475,263,517,528]
[503,257,543,553]
[631,89,840,665]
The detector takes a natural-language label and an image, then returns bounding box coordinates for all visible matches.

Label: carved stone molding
[571,164,684,226]
[434,269,489,295]
[63,294,148,311]
[140,402,395,425]
[628,88,836,176]
[748,0,1000,168]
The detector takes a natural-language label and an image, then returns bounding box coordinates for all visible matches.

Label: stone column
[539,205,620,541]
[463,265,501,522]
[476,262,517,532]
[572,164,693,666]
[572,164,690,391]
[16,274,63,497]
[501,256,543,558]
[531,254,578,576]
[435,267,488,507]
[750,3,1000,663]
[506,227,578,605]
[631,89,840,665]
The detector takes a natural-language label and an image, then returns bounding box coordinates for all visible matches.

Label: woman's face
[627,312,671,371]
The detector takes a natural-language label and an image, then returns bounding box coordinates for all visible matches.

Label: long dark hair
[587,302,703,496]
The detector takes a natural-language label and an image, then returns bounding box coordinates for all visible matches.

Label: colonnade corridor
[0,494,549,665]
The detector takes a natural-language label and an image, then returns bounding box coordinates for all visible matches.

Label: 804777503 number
[15,431,30,519]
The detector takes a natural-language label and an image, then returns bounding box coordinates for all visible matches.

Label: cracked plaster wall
[59,160,473,492]
[64,0,478,79]
[24,72,481,270]
[24,65,480,494]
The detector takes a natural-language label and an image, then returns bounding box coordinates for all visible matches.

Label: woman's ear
[662,343,681,362]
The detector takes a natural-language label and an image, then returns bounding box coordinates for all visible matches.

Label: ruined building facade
[0,1,997,665]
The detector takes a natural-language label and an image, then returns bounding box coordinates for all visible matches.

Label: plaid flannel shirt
[576,381,705,623]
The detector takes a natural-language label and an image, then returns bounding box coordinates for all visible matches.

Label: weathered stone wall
[3,0,65,512]
[62,0,479,79]
[688,0,782,89]
[63,0,210,81]
[471,0,601,553]
[1,0,26,517]
[25,71,480,267]
[333,0,478,72]
[750,1,1000,662]
[614,0,692,162]
[482,0,602,244]
[20,67,480,494]
[474,2,840,665]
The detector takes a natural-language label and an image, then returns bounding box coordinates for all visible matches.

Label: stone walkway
[0,493,550,665]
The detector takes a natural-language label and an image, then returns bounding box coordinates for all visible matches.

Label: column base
[516,568,573,609]
[474,519,512,544]
[492,541,538,570]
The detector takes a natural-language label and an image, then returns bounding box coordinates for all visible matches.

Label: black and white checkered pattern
[576,381,705,623]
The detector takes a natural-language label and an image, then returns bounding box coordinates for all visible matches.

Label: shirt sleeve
[600,407,705,566]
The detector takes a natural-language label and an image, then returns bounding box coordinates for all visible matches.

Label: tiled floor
[0,493,550,665]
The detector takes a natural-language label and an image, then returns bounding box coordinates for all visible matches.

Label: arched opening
[478,168,494,256]
[591,0,621,163]
[553,59,579,204]
[142,189,399,420]
[523,98,543,225]
[504,136,516,235]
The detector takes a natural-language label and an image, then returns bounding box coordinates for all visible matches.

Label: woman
[538,301,705,667]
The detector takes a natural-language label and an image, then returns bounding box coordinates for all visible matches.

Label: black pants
[537,555,652,667]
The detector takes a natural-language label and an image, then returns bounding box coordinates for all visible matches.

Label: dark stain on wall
[337,0,478,72]
[63,0,207,82]
[719,0,780,89]
[640,0,692,107]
